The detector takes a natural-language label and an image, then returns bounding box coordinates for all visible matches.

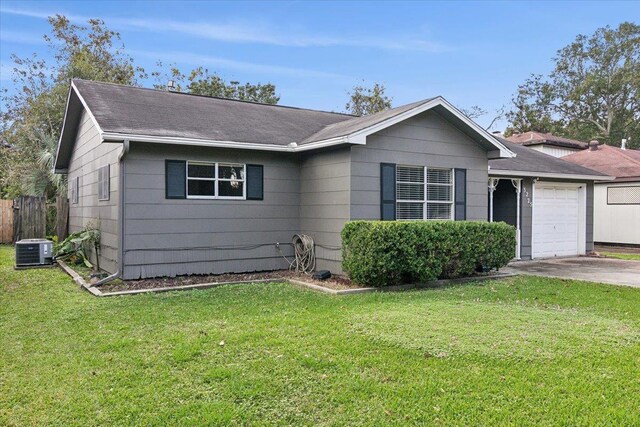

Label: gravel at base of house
[97,270,359,293]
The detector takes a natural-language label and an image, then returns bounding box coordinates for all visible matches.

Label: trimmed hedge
[341,221,516,287]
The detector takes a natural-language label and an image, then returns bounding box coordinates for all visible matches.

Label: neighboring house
[562,144,640,246]
[54,79,606,280]
[506,131,588,158]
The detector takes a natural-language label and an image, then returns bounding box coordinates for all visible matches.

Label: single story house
[562,143,640,246]
[54,79,608,280]
[506,131,588,158]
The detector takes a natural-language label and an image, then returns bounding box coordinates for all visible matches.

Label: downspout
[94,139,130,286]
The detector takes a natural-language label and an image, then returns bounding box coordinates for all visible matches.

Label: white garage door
[533,183,584,258]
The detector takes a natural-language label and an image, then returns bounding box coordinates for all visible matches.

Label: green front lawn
[601,251,640,261]
[1,245,639,426]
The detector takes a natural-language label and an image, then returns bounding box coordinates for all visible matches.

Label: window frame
[396,165,455,221]
[185,161,246,200]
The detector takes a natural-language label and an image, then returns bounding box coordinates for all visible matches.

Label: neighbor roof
[489,139,610,180]
[54,79,514,171]
[562,144,640,182]
[507,131,588,150]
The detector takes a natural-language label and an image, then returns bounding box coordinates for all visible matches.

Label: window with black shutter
[166,160,263,201]
[246,164,264,200]
[454,168,466,220]
[165,160,186,199]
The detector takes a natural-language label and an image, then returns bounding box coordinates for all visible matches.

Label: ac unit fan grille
[16,244,42,265]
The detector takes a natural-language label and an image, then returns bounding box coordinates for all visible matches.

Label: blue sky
[1,1,638,130]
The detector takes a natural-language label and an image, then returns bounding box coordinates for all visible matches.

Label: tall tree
[505,22,640,147]
[1,15,145,198]
[152,64,280,104]
[346,82,392,116]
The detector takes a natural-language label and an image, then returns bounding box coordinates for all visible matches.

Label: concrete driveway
[504,257,640,287]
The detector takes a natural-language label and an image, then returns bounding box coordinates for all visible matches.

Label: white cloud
[0,6,451,52]
[132,49,351,81]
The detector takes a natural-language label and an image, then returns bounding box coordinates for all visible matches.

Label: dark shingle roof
[73,79,354,145]
[490,139,608,178]
[56,79,512,171]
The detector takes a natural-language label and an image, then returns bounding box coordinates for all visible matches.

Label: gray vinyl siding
[121,142,299,279]
[67,109,121,273]
[350,110,489,221]
[299,147,351,273]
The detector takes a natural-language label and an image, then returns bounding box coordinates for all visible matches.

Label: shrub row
[341,221,516,287]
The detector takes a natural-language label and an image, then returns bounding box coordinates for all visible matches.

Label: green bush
[341,221,516,287]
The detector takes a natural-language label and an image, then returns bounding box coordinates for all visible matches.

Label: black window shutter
[166,160,186,199]
[246,164,264,200]
[380,163,396,220]
[454,168,466,220]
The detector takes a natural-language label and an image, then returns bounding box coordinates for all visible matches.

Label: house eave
[100,132,354,152]
[489,168,615,181]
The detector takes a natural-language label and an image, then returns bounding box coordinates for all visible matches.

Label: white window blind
[396,166,453,220]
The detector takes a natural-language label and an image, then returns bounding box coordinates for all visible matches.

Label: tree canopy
[1,15,280,198]
[152,65,279,104]
[345,82,392,116]
[506,22,640,148]
[1,15,145,198]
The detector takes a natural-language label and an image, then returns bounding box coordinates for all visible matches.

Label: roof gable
[302,97,514,158]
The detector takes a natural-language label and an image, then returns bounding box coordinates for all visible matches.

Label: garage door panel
[533,183,583,258]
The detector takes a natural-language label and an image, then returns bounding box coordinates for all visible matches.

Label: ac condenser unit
[15,239,54,267]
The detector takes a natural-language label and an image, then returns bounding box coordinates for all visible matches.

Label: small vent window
[70,176,79,204]
[607,186,640,205]
[98,165,110,201]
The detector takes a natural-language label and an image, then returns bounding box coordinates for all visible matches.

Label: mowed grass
[601,251,640,261]
[1,245,639,426]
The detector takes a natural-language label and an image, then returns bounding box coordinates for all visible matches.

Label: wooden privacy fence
[0,196,68,243]
[0,199,13,243]
[13,196,47,242]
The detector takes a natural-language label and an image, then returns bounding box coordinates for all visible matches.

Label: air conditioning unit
[15,239,54,267]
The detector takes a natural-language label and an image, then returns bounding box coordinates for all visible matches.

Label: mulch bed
[97,269,361,293]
